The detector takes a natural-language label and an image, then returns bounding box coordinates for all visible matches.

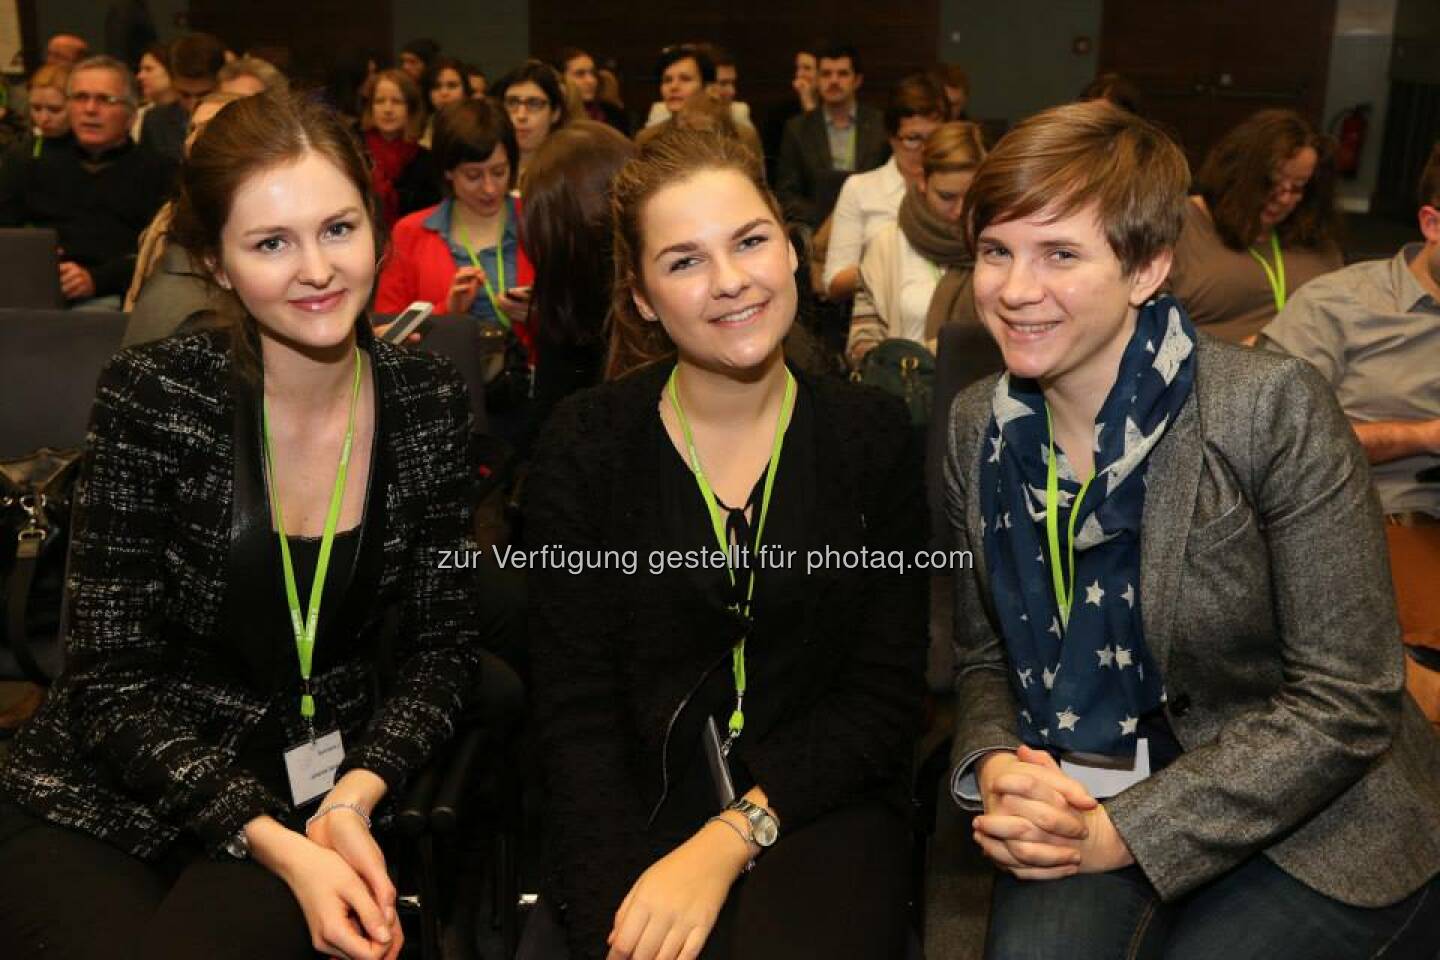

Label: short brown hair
[607,128,780,379]
[1417,141,1440,210]
[1197,109,1338,251]
[884,73,945,137]
[923,121,986,176]
[963,99,1189,276]
[171,92,382,377]
[169,32,226,82]
[432,97,518,184]
[364,68,424,141]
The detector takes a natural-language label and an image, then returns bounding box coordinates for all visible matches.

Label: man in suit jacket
[774,44,888,229]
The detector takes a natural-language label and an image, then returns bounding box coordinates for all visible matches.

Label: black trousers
[521,799,913,960]
[0,802,312,960]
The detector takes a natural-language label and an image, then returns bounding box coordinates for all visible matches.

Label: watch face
[752,814,778,846]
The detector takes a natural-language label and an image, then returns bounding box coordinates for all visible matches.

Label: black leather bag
[0,447,81,683]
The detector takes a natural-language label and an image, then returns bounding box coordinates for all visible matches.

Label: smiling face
[29,85,68,138]
[446,143,511,219]
[369,78,408,138]
[919,168,975,223]
[429,67,465,111]
[661,56,703,114]
[632,168,798,377]
[1260,145,1317,229]
[137,52,171,102]
[214,152,376,355]
[973,202,1169,399]
[565,54,598,103]
[503,80,557,154]
[67,67,132,152]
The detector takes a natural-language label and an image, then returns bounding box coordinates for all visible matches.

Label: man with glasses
[775,43,888,229]
[821,73,944,301]
[140,32,225,163]
[0,56,175,308]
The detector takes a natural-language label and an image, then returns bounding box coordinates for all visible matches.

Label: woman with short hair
[945,98,1440,959]
[418,56,467,148]
[1166,109,1344,343]
[493,60,567,179]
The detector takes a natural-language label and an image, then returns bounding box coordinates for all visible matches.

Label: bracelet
[705,815,756,872]
[305,801,372,833]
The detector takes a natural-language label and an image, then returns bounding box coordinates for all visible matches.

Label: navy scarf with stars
[979,294,1197,757]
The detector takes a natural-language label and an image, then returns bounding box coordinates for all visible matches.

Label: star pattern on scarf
[1056,707,1081,731]
[1118,715,1138,736]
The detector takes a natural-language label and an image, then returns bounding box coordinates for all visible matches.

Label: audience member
[218,56,288,97]
[556,46,629,134]
[398,38,439,82]
[131,41,174,141]
[643,43,715,128]
[376,97,533,329]
[1167,108,1343,343]
[775,42,888,228]
[19,64,71,159]
[929,63,970,121]
[0,91,490,960]
[45,33,89,67]
[0,56,174,307]
[123,91,246,343]
[848,121,992,365]
[762,46,818,175]
[141,32,226,162]
[419,56,467,148]
[361,68,440,226]
[520,122,636,444]
[1260,142,1440,721]
[494,60,567,179]
[946,98,1440,960]
[706,46,746,120]
[466,63,488,99]
[635,88,764,163]
[823,73,944,300]
[527,127,926,960]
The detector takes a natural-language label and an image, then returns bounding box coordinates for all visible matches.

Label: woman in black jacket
[0,93,485,960]
[525,128,929,960]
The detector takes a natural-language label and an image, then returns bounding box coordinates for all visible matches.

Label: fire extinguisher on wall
[1331,104,1370,180]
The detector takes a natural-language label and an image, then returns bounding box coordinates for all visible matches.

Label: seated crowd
[0,23,1438,960]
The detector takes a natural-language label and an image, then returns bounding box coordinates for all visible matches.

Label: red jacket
[375,198,534,316]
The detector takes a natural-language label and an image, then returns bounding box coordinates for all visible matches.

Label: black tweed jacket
[1,329,484,859]
[525,361,929,958]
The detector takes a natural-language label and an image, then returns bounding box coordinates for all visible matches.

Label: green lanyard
[32,136,42,159]
[459,201,509,329]
[1248,231,1287,312]
[261,347,362,730]
[1044,406,1095,630]
[666,364,796,747]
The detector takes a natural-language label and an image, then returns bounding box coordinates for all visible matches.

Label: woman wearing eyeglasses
[821,74,944,303]
[494,60,568,181]
[1165,110,1343,344]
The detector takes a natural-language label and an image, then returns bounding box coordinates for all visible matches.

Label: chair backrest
[0,309,128,458]
[0,228,65,309]
[926,320,1004,544]
[390,314,492,437]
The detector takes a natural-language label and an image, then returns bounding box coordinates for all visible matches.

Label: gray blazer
[944,334,1440,907]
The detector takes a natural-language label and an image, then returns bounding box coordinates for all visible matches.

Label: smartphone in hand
[378,301,435,344]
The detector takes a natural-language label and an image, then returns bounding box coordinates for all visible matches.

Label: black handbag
[0,447,82,683]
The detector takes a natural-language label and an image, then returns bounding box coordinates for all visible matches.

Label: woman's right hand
[245,816,401,960]
[445,265,486,315]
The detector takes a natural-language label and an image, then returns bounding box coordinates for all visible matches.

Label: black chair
[0,229,65,310]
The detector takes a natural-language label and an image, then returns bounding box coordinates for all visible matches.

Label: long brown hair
[364,68,425,141]
[169,91,384,378]
[606,127,780,380]
[522,122,636,348]
[1196,109,1339,251]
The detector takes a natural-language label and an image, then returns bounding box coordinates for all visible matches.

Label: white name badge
[283,730,345,807]
[1060,738,1151,799]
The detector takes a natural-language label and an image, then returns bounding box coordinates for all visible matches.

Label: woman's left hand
[605,819,752,960]
[495,286,531,327]
[307,770,397,936]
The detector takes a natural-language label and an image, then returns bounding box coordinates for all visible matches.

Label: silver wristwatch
[222,828,250,860]
[725,798,779,848]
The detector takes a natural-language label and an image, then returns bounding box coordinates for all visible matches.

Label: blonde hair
[923,121,986,177]
[607,128,779,380]
[962,99,1188,276]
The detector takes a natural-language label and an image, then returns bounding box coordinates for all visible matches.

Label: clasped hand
[972,744,1134,880]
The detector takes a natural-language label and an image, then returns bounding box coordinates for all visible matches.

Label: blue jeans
[985,857,1440,960]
